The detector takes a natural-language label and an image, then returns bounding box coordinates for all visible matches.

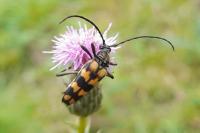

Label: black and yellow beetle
[56,15,175,106]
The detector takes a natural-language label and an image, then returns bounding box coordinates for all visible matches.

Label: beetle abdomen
[62,60,107,105]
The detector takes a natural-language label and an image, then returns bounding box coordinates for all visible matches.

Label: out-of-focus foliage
[0,0,200,133]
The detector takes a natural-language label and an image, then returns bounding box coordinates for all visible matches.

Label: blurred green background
[0,0,200,133]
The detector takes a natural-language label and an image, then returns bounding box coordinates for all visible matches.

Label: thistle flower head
[44,22,118,70]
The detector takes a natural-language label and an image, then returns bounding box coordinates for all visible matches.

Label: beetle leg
[56,71,78,77]
[109,62,117,66]
[106,69,114,79]
[80,45,93,59]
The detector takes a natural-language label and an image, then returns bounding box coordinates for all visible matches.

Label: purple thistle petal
[43,22,119,71]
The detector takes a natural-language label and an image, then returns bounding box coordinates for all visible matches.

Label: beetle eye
[101,61,109,67]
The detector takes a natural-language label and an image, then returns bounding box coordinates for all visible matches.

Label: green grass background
[0,0,200,132]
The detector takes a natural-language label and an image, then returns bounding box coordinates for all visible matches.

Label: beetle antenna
[109,35,174,51]
[59,15,106,46]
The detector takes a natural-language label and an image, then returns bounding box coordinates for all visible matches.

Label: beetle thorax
[95,50,110,67]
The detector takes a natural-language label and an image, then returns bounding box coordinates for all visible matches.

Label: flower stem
[78,116,89,133]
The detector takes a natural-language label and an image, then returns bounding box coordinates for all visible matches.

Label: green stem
[78,116,89,133]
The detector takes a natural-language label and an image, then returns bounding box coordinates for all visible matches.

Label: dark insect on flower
[44,15,175,106]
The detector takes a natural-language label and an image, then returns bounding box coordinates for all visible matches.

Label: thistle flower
[44,22,119,133]
[43,22,118,71]
[44,22,118,113]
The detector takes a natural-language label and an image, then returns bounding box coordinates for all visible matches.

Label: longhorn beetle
[57,15,175,106]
